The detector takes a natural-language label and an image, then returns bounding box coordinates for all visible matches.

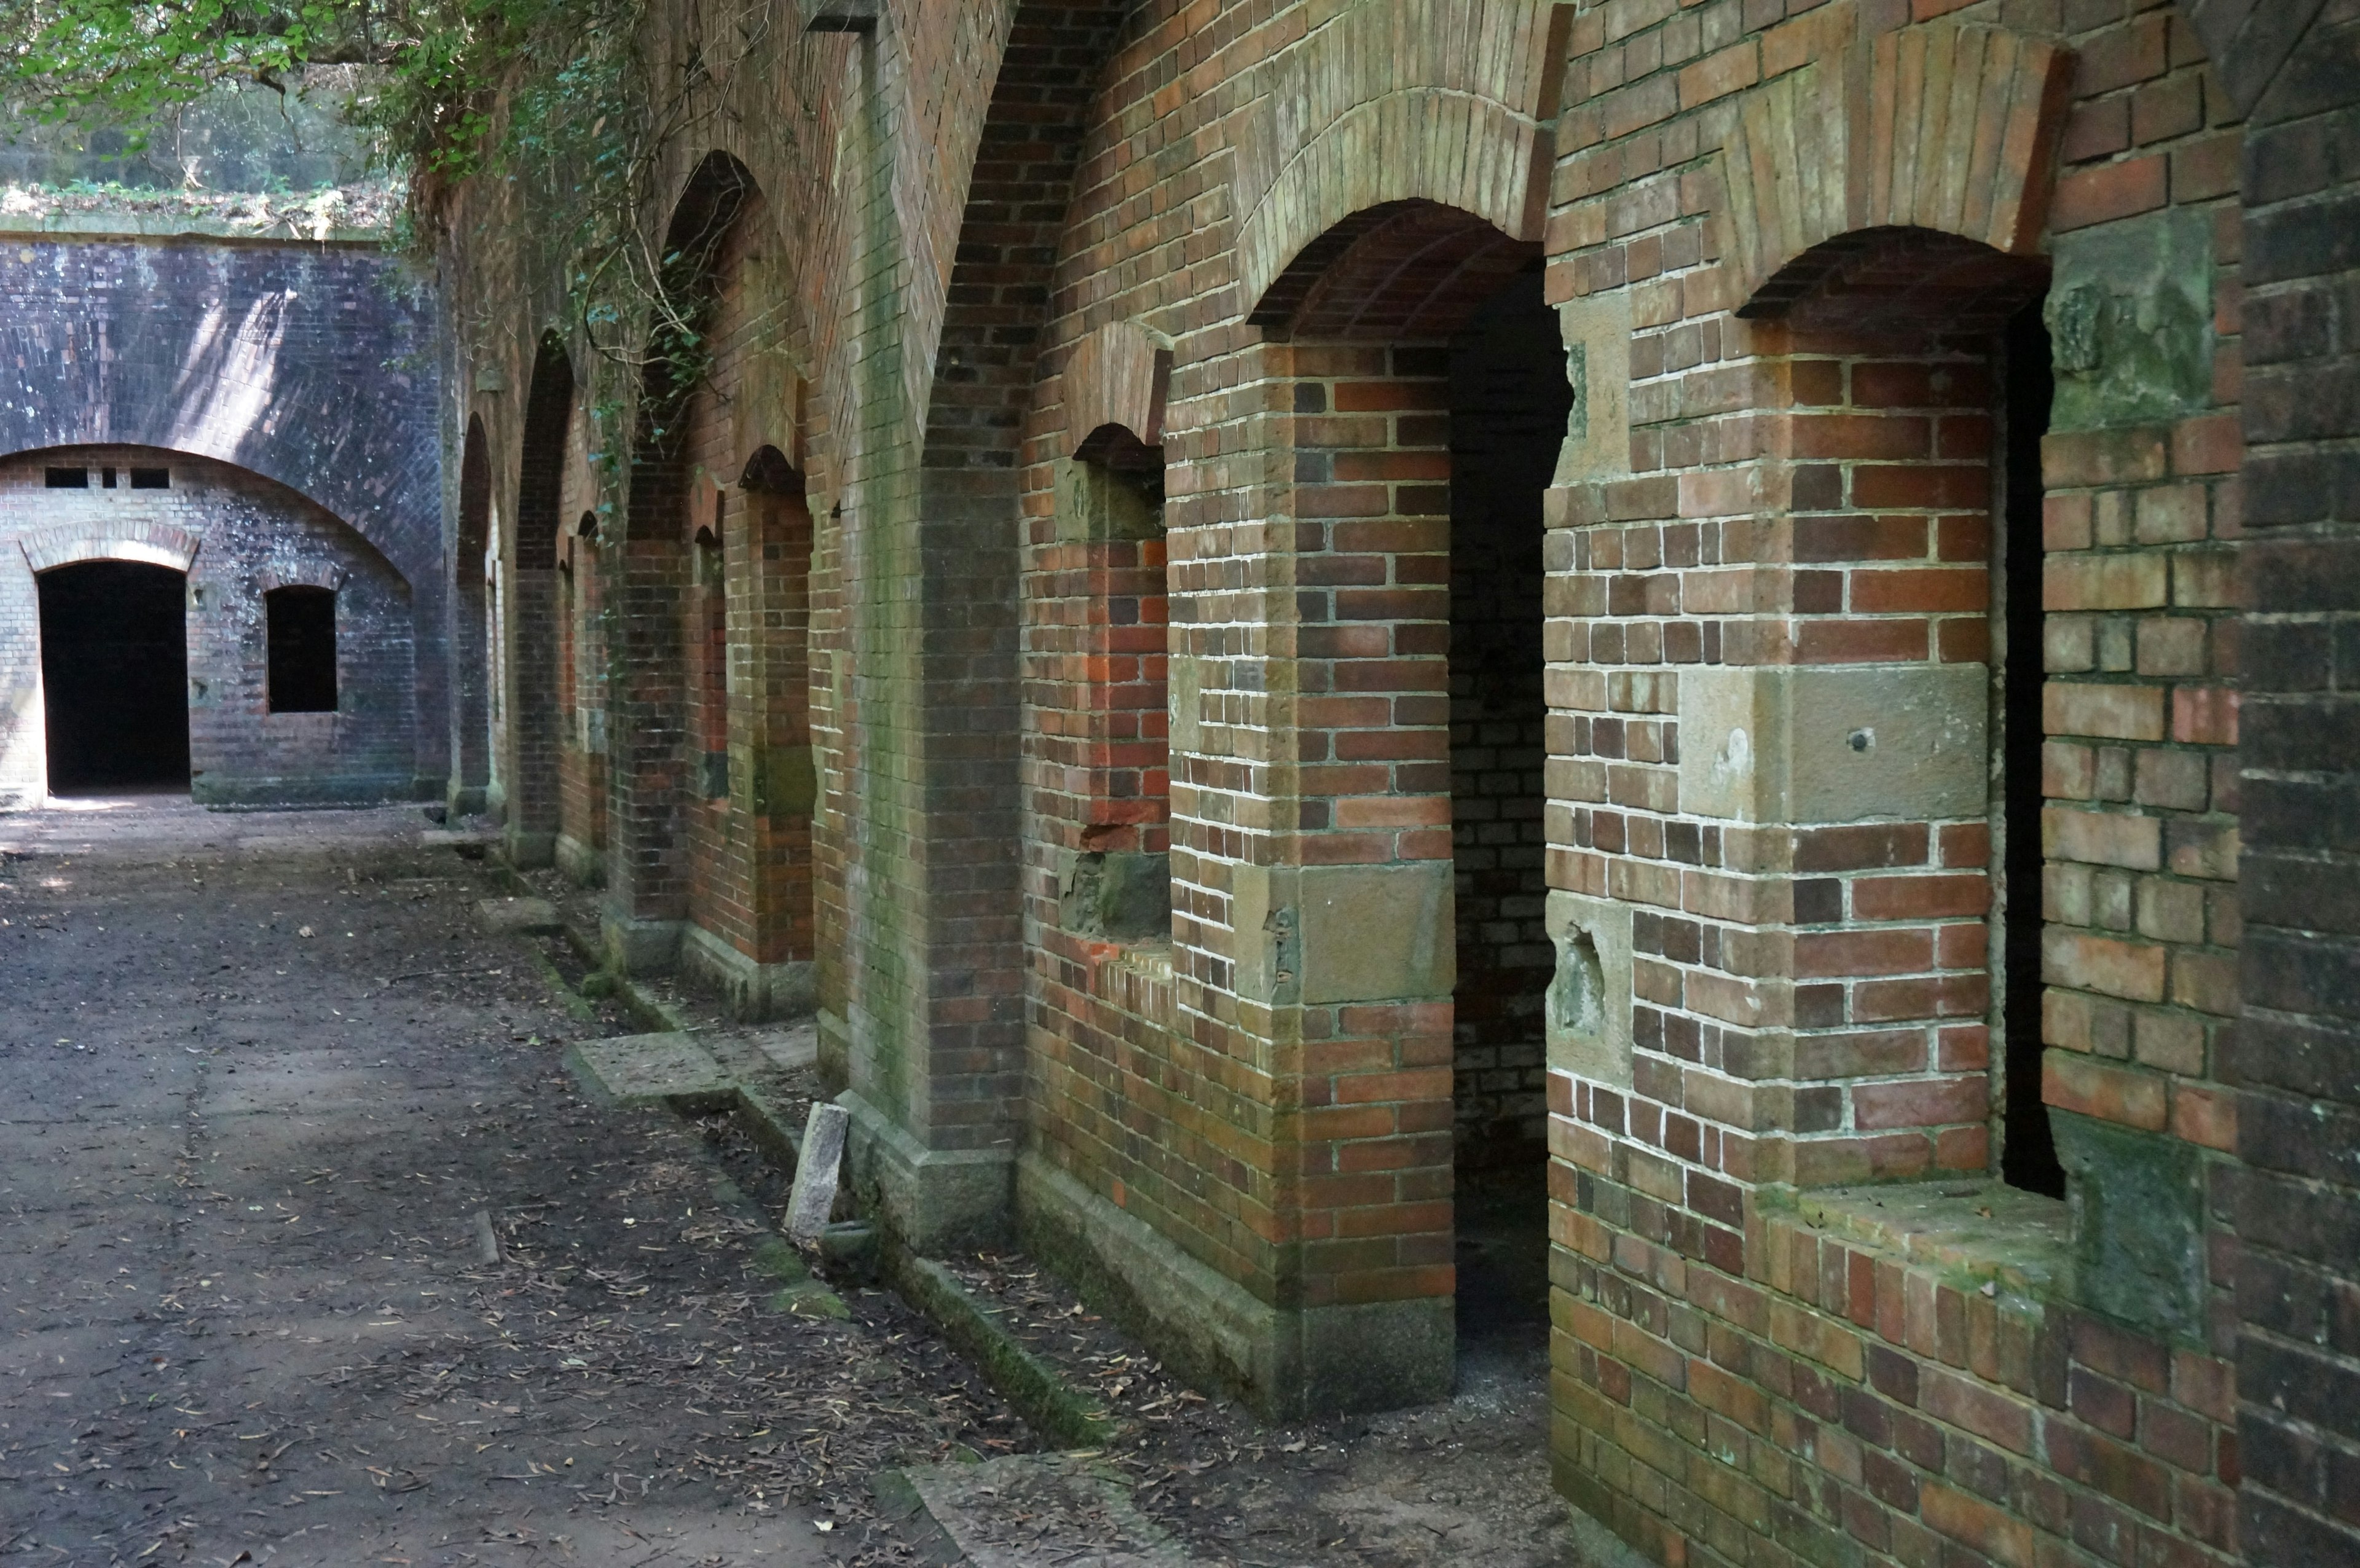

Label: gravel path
[0,800,1015,1568]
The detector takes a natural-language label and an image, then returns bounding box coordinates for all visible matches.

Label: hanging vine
[0,0,804,410]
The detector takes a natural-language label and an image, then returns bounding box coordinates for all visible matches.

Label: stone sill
[1785,1178,2071,1296]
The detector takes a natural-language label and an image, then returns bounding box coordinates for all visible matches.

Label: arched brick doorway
[1734,225,2064,1194]
[602,149,757,974]
[38,559,191,794]
[1261,198,1572,1389]
[506,334,574,866]
[452,416,494,815]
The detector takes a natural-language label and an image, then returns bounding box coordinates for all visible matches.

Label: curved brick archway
[1,442,419,808]
[1061,320,1171,460]
[502,334,575,864]
[596,147,765,973]
[452,417,494,815]
[14,519,202,576]
[1718,18,2072,318]
[840,0,1134,1250]
[1230,0,1569,327]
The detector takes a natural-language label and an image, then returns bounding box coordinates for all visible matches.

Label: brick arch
[1229,0,1568,327]
[0,243,441,601]
[1061,319,1170,460]
[603,146,763,963]
[503,332,575,863]
[516,335,573,571]
[860,0,1134,1236]
[1265,200,1541,339]
[1720,18,2072,318]
[16,520,201,576]
[255,564,353,594]
[631,149,759,520]
[450,416,494,811]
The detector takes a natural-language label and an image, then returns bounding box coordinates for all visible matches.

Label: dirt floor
[0,799,1603,1568]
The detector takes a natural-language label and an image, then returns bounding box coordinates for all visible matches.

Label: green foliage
[3,0,787,457]
[0,1,639,181]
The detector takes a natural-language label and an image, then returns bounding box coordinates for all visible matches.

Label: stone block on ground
[475,896,561,935]
[567,1032,730,1105]
[784,1100,850,1241]
[893,1453,1205,1567]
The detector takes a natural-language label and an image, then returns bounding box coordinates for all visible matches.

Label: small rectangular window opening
[101,467,117,489]
[130,468,170,489]
[266,586,339,713]
[44,467,87,489]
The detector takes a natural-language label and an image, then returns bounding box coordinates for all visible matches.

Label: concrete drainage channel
[475,876,1144,1566]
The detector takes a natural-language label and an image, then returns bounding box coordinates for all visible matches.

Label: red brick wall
[431,2,2340,1553]
[1540,2,2249,1564]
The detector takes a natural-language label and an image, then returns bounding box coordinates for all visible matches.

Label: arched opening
[508,334,575,863]
[600,149,756,964]
[37,560,191,794]
[1268,197,1569,1377]
[453,415,494,815]
[739,445,818,971]
[1744,226,2063,1196]
[560,509,608,866]
[1052,418,1170,941]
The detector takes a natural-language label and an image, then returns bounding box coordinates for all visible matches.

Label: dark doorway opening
[1449,269,1570,1365]
[2001,304,2066,1197]
[37,561,192,794]
[267,586,339,713]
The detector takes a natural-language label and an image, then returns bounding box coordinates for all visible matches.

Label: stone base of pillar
[601,911,682,974]
[554,833,604,888]
[839,1086,1015,1254]
[502,827,557,869]
[681,921,816,1021]
[1017,1152,1455,1422]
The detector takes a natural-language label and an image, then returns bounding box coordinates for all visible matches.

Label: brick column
[2216,2,2360,1558]
[450,417,494,817]
[601,452,692,970]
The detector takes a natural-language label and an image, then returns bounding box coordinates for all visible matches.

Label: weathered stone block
[1677,665,1988,825]
[2052,1110,2208,1344]
[2045,208,2215,432]
[1547,890,1635,1086]
[1059,849,1172,944]
[1232,861,1454,1007]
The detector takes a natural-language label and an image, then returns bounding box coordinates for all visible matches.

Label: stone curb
[875,1451,1202,1567]
[489,860,1115,1456]
[870,1468,970,1567]
[882,1250,1125,1453]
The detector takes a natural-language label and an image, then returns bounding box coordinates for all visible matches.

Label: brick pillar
[1253,340,1460,1411]
[503,566,560,862]
[2220,2,2360,1558]
[602,455,691,971]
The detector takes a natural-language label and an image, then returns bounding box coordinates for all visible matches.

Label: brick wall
[0,447,416,805]
[1538,1,2251,1563]
[434,0,2360,1554]
[2202,0,2360,1560]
